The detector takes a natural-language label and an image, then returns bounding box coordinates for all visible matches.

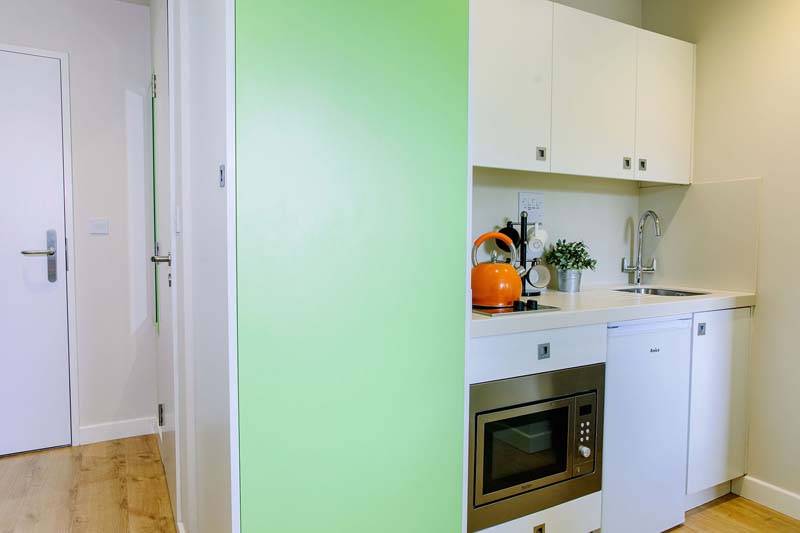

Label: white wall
[472,168,640,287]
[643,0,800,518]
[556,0,642,26]
[174,0,234,531]
[0,0,157,440]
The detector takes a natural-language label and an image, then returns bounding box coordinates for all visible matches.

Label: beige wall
[556,0,642,26]
[473,168,640,287]
[639,178,761,293]
[0,0,157,437]
[644,0,800,510]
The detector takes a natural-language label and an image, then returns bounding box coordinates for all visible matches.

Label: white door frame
[166,0,183,522]
[0,43,80,447]
[225,0,241,530]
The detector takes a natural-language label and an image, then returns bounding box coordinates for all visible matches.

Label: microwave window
[482,406,569,495]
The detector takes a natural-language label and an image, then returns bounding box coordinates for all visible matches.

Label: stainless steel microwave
[468,364,604,532]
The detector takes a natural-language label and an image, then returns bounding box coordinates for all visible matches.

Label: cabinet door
[687,308,751,494]
[635,30,695,184]
[471,0,552,172]
[551,4,637,180]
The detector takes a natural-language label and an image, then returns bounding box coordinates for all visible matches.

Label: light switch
[88,218,110,235]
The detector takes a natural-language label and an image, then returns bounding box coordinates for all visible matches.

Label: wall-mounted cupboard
[471,1,695,185]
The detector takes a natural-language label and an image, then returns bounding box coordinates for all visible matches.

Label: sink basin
[615,287,708,297]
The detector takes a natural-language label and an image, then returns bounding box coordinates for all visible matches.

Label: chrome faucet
[622,210,662,285]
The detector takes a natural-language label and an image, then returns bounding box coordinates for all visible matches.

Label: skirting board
[177,522,187,533]
[733,476,800,521]
[79,416,157,445]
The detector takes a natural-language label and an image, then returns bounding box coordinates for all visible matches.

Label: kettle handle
[472,232,518,267]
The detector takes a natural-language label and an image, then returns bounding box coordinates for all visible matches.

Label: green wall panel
[236,1,468,531]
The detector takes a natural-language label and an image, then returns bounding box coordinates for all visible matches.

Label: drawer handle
[538,343,551,360]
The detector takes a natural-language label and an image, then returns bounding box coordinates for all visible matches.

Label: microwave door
[474,397,575,507]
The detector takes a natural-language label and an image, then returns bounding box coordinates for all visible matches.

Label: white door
[551,4,638,180]
[151,0,178,512]
[471,0,553,173]
[604,318,692,533]
[635,29,695,184]
[687,308,750,494]
[0,49,72,455]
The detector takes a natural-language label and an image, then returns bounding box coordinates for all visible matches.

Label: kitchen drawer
[468,324,607,384]
[476,491,601,533]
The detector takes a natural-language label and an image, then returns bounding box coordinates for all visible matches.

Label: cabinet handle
[623,157,632,170]
[639,158,648,171]
[538,343,551,360]
[536,147,547,161]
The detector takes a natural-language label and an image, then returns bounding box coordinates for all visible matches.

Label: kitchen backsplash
[472,167,640,287]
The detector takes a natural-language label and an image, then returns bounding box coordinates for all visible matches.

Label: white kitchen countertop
[470,285,756,338]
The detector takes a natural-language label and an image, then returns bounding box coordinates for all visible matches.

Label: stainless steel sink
[615,287,708,297]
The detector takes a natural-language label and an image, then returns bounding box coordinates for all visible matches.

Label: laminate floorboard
[0,435,175,533]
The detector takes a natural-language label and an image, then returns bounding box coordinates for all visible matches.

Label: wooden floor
[2,439,800,533]
[0,435,175,533]
[671,493,800,532]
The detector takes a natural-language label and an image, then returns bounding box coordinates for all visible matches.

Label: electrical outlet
[518,192,544,223]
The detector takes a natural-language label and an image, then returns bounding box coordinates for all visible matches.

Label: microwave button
[578,445,592,458]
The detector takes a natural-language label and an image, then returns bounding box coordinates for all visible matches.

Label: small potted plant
[544,239,597,293]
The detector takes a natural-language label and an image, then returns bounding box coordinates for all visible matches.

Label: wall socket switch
[518,192,544,222]
[88,217,110,235]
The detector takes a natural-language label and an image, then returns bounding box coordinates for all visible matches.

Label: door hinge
[158,403,165,427]
[219,164,226,188]
[152,73,157,99]
[64,237,69,271]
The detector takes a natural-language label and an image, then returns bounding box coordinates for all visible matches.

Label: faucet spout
[640,210,662,237]
[623,210,662,285]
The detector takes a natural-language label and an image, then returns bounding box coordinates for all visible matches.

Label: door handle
[21,248,55,256]
[20,229,58,282]
[151,253,171,266]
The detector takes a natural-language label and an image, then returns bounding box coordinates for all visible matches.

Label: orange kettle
[471,232,526,308]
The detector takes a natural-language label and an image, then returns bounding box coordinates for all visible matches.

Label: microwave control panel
[573,392,597,476]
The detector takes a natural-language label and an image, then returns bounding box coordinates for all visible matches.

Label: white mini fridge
[603,316,693,533]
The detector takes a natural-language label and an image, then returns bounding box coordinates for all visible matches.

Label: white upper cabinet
[635,30,695,184]
[687,308,750,495]
[470,3,696,184]
[551,4,638,180]
[471,0,553,172]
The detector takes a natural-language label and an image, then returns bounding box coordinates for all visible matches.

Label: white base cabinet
[687,308,751,494]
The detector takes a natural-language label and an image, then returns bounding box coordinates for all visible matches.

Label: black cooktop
[472,299,560,317]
